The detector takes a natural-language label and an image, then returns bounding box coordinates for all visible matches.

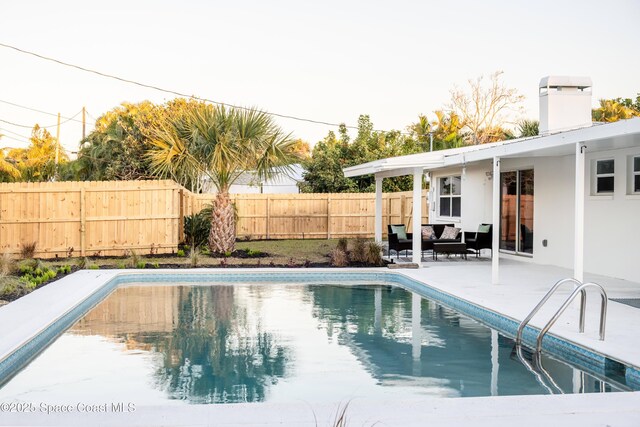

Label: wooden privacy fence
[181,190,429,240]
[0,180,428,258]
[0,180,180,258]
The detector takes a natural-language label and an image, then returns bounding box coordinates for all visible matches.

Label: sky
[0,0,639,155]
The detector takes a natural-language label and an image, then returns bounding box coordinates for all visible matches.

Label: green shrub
[176,249,185,257]
[116,262,126,269]
[151,262,160,269]
[136,261,147,269]
[88,264,99,270]
[244,248,262,257]
[184,211,211,248]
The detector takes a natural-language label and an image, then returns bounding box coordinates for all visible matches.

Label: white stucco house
[204,164,305,194]
[344,76,640,284]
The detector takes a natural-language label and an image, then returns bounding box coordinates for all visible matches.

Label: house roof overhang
[343,118,640,177]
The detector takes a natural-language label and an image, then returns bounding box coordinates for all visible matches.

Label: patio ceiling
[343,118,640,178]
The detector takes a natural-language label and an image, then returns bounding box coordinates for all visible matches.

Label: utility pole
[55,112,60,181]
[82,106,86,140]
[55,112,60,165]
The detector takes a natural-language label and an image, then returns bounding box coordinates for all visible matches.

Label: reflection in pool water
[0,284,627,404]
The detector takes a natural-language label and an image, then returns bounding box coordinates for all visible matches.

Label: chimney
[539,76,592,135]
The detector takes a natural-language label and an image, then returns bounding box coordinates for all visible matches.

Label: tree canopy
[592,95,640,122]
[0,125,68,182]
[300,115,425,193]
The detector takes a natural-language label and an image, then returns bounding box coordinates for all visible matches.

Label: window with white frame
[595,159,615,194]
[633,156,640,193]
[439,175,461,217]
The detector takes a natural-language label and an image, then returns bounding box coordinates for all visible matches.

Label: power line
[0,109,83,130]
[0,135,29,146]
[0,127,31,141]
[0,98,86,124]
[0,118,37,129]
[0,41,368,132]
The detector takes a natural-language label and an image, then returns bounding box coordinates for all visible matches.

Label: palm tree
[517,119,539,137]
[148,103,298,254]
[431,110,465,150]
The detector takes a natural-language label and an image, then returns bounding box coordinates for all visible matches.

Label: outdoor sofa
[387,223,461,258]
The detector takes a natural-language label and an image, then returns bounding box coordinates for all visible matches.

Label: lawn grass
[44,239,342,268]
[0,239,374,304]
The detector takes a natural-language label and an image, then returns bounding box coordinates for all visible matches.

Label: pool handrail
[516,278,585,346]
[535,282,608,353]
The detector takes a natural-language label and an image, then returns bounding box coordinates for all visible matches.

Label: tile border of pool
[0,268,638,390]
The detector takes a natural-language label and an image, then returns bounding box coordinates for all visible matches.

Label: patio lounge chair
[387,224,413,258]
[464,223,493,257]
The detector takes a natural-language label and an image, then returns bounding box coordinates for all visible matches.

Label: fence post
[400,195,406,226]
[265,196,270,239]
[326,196,332,239]
[178,188,184,244]
[80,187,86,257]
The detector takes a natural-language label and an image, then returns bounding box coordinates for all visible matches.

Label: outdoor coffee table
[432,242,468,260]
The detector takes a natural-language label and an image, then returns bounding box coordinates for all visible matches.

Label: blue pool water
[0,283,633,404]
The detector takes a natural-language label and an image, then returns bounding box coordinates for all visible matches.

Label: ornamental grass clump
[0,252,17,276]
[365,242,384,266]
[330,248,349,267]
[19,242,37,259]
[350,238,367,263]
[189,247,200,268]
[336,238,348,253]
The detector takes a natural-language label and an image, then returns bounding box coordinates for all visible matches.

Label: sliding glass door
[500,169,534,255]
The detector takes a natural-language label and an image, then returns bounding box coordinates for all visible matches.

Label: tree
[517,119,539,137]
[6,125,67,182]
[287,138,311,160]
[75,101,162,182]
[429,110,465,150]
[74,99,202,186]
[0,146,21,182]
[299,131,357,193]
[301,116,425,193]
[148,103,299,254]
[448,71,524,145]
[407,114,433,152]
[592,99,640,123]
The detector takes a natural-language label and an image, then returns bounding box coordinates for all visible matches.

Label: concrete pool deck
[0,261,639,426]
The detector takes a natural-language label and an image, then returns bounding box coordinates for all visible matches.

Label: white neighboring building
[344,76,640,284]
[204,164,304,194]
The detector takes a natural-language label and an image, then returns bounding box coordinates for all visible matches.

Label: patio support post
[412,168,423,265]
[574,143,586,282]
[375,175,383,244]
[492,157,500,284]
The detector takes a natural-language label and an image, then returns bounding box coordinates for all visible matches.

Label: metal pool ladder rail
[516,278,608,353]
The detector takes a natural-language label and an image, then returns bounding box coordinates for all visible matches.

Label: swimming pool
[0,278,636,405]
